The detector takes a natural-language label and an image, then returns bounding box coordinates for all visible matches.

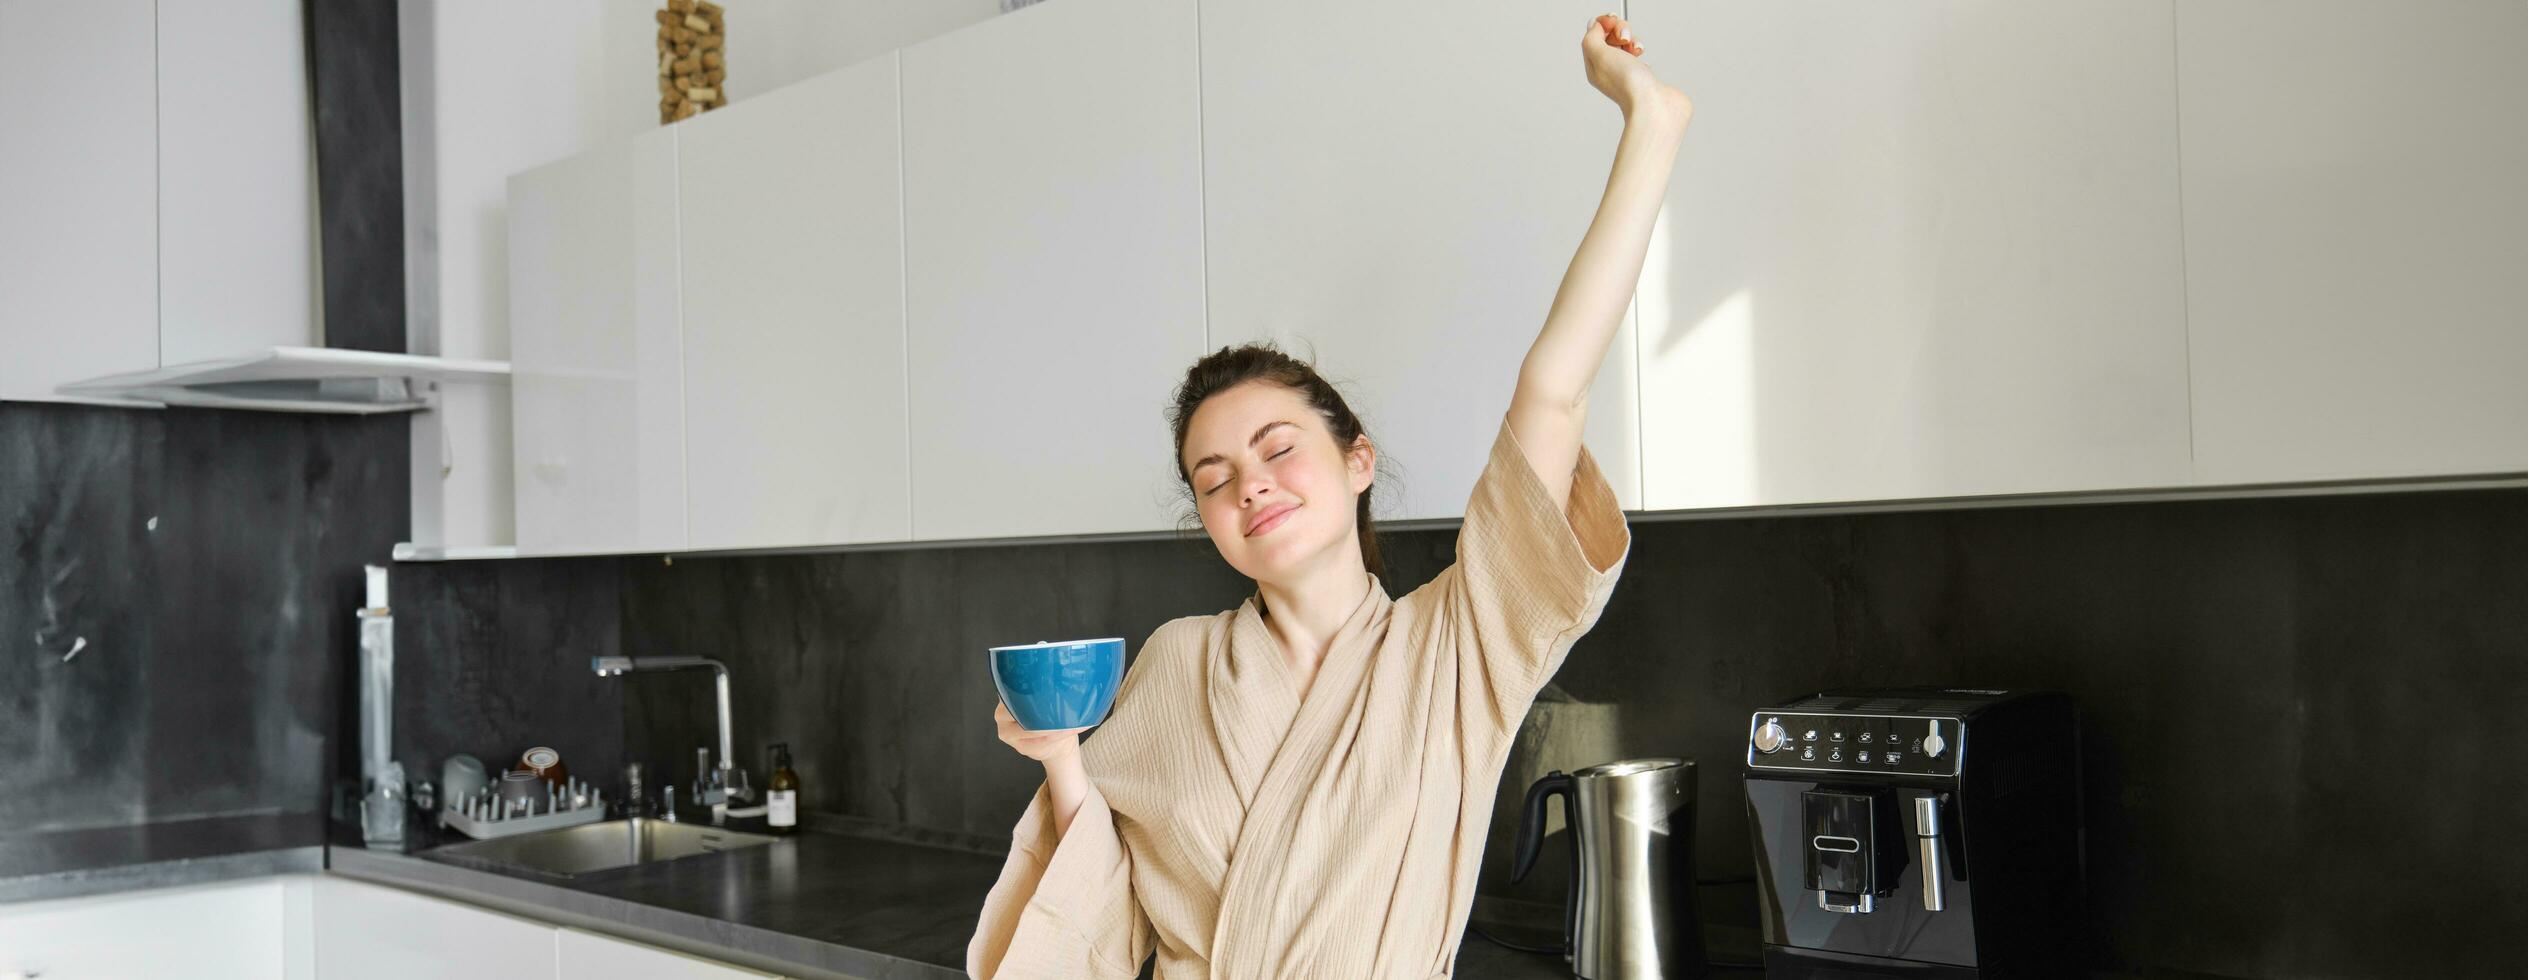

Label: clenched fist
[1583,13,1691,123]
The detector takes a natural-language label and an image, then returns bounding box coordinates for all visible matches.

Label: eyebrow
[1190,420,1297,477]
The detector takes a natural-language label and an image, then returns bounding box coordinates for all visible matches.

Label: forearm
[1507,100,1687,505]
[1043,750,1091,838]
[1516,101,1688,412]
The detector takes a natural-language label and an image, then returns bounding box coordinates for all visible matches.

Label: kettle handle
[1510,770,1576,884]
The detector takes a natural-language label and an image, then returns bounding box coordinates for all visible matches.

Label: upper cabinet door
[0,0,158,402]
[509,128,688,555]
[157,0,319,365]
[2178,0,2528,484]
[1630,1,2195,509]
[680,57,912,550]
[1199,0,1645,520]
[901,0,1207,540]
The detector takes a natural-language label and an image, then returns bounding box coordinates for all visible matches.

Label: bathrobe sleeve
[1435,415,1631,729]
[966,778,1155,979]
[970,625,1180,980]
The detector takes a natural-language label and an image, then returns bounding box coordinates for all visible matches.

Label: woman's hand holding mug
[995,700,1081,765]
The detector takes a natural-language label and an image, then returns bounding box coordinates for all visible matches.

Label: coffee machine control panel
[1747,712,1962,778]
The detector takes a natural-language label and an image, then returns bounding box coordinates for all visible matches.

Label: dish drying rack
[441,776,608,839]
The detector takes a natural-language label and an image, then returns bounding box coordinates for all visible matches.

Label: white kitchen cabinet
[156,0,320,366]
[900,0,1207,540]
[312,875,557,979]
[679,56,913,550]
[1628,1,2196,509]
[2176,0,2528,485]
[558,927,784,979]
[0,0,319,405]
[0,0,160,403]
[1199,0,1645,520]
[510,128,689,555]
[0,878,293,979]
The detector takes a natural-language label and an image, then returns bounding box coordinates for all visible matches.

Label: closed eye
[1201,447,1294,497]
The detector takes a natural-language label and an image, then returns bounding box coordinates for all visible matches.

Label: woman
[970,14,1688,978]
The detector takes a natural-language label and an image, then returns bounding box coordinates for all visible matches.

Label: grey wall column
[305,0,406,354]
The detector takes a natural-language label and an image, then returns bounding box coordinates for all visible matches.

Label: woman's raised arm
[1508,13,1690,510]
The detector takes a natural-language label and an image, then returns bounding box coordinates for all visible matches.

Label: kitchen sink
[424,818,779,878]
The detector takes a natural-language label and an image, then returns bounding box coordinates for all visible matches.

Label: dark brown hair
[1167,343,1384,579]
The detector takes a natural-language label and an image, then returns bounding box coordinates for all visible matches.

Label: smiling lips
[1245,502,1298,537]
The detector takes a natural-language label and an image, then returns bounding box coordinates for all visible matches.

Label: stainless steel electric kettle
[1510,757,1705,980]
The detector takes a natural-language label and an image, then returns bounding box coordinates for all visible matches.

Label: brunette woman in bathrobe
[972,14,1688,979]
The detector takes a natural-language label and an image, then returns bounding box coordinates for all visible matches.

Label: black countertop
[325,812,1637,979]
[0,811,1717,978]
[0,812,326,903]
[332,821,998,979]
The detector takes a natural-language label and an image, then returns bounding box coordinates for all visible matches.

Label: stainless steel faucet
[622,761,651,820]
[591,655,755,824]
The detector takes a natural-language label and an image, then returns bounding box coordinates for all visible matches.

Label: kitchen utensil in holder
[440,773,608,840]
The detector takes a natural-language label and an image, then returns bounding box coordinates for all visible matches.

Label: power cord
[1467,920,1565,955]
[1467,875,1767,969]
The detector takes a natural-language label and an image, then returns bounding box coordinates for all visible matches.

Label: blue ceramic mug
[990,637,1127,732]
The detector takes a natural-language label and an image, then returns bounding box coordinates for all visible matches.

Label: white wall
[401,0,1000,549]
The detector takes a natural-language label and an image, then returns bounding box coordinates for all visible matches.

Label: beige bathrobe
[968,416,1631,979]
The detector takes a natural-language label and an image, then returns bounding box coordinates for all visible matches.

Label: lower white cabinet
[315,875,788,979]
[0,877,292,979]
[312,876,556,978]
[558,927,782,980]
[0,874,792,980]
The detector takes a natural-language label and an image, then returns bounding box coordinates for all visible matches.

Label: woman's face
[1182,382,1375,585]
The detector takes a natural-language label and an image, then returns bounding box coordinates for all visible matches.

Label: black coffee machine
[1743,688,2082,978]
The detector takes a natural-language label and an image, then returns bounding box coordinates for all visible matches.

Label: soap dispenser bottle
[767,743,799,834]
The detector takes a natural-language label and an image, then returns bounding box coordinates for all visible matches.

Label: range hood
[57,346,509,414]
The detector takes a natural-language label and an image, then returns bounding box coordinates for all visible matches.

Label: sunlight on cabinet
[1198,0,1645,521]
[1637,255,1759,508]
[1632,0,2194,511]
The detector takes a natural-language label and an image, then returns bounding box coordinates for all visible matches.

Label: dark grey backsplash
[9,395,2515,976]
[389,557,628,798]
[0,402,407,836]
[383,485,2528,977]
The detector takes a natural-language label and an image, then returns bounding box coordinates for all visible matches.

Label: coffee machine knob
[1754,720,1788,754]
[1922,719,1948,758]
